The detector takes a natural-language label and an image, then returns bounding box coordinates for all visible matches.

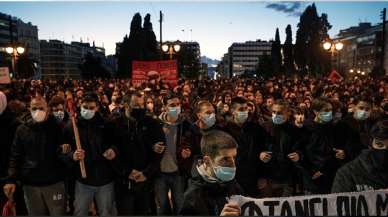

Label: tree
[294,3,332,78]
[16,49,37,79]
[78,52,110,79]
[283,25,295,76]
[143,14,159,61]
[169,46,200,78]
[271,28,282,65]
[255,53,281,79]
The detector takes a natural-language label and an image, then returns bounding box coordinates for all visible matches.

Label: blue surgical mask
[356,110,370,121]
[203,114,215,127]
[272,114,284,125]
[333,113,342,121]
[236,111,248,122]
[54,111,65,121]
[168,107,181,118]
[320,111,332,122]
[81,109,95,120]
[211,160,236,182]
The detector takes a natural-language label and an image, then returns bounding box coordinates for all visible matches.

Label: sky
[1,1,387,60]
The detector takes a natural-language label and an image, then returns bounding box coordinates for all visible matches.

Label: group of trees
[256,3,333,79]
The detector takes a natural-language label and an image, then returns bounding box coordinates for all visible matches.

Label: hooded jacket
[336,113,375,161]
[223,116,266,187]
[157,112,190,174]
[296,120,344,194]
[332,149,388,193]
[7,114,68,186]
[110,111,165,183]
[178,167,244,215]
[259,121,303,181]
[60,112,116,187]
[0,107,21,179]
[177,121,221,177]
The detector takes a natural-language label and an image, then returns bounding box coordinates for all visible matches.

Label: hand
[73,149,85,161]
[220,203,242,216]
[3,184,16,197]
[182,149,191,159]
[152,143,165,154]
[312,171,323,180]
[60,144,71,154]
[258,179,267,190]
[334,148,346,160]
[260,152,272,163]
[129,169,139,181]
[133,171,147,182]
[103,149,116,160]
[288,152,300,162]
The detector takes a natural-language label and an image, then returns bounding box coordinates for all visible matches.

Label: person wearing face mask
[4,96,68,215]
[222,97,266,198]
[332,120,388,193]
[48,96,70,126]
[330,99,344,125]
[178,130,244,215]
[336,94,375,162]
[110,90,165,215]
[177,101,222,178]
[259,99,303,198]
[296,98,345,195]
[154,95,191,215]
[59,92,118,216]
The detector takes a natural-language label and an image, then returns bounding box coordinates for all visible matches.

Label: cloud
[264,2,308,17]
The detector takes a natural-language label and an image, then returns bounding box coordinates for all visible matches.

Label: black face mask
[131,108,145,119]
[370,148,388,171]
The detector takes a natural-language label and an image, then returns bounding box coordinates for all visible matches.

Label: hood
[189,171,238,197]
[196,164,220,184]
[190,121,217,136]
[22,113,57,131]
[0,91,6,115]
[226,115,245,129]
[158,112,186,125]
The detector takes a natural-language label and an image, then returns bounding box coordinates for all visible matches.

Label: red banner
[329,69,343,83]
[132,60,178,88]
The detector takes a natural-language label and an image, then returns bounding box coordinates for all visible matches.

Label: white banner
[0,67,11,84]
[232,189,388,216]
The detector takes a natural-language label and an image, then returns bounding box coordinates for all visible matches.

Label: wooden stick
[8,192,16,216]
[71,116,87,178]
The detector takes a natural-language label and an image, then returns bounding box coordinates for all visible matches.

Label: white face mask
[147,103,154,111]
[31,110,47,123]
[356,110,370,121]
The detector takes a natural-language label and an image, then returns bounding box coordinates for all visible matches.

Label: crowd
[1,74,388,216]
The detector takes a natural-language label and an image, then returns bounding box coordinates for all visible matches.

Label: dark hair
[353,94,373,106]
[163,94,179,106]
[123,90,142,104]
[370,120,388,141]
[269,99,289,112]
[231,97,247,110]
[201,130,238,160]
[311,97,332,112]
[82,92,99,104]
[195,101,213,115]
[48,96,65,108]
[330,98,344,113]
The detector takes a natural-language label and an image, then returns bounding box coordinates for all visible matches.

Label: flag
[329,69,343,83]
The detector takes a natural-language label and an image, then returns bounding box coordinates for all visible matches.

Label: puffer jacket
[7,114,68,186]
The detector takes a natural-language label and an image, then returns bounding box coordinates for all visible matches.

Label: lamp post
[350,69,355,81]
[323,40,343,58]
[162,43,180,60]
[6,45,25,78]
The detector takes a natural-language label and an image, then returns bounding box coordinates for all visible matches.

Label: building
[227,40,272,78]
[333,22,388,76]
[217,53,229,79]
[200,63,208,78]
[17,18,41,79]
[71,41,106,66]
[0,13,18,75]
[106,54,116,78]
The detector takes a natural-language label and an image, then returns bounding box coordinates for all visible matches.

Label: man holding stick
[59,92,117,216]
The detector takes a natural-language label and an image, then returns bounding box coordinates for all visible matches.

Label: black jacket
[332,149,388,193]
[7,114,68,186]
[111,113,165,182]
[223,116,266,186]
[60,112,116,187]
[296,120,344,194]
[178,175,244,215]
[0,107,21,179]
[259,121,303,180]
[336,114,375,161]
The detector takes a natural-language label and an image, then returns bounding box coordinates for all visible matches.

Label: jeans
[23,180,67,216]
[154,171,186,215]
[73,181,114,216]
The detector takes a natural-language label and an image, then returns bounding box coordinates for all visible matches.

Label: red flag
[329,70,343,83]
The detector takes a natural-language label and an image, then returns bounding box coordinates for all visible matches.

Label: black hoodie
[7,114,68,186]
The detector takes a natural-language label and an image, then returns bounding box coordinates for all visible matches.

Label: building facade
[333,22,388,76]
[227,40,272,78]
[217,53,229,79]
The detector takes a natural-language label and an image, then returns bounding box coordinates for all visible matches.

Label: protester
[178,130,244,215]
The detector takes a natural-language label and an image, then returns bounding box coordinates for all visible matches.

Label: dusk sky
[1,1,387,60]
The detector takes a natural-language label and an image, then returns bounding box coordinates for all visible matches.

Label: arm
[7,126,25,184]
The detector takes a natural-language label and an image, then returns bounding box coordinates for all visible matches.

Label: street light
[6,45,25,77]
[162,42,180,60]
[323,40,343,58]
